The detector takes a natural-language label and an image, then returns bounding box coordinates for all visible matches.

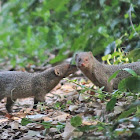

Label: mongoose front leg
[6,97,16,113]
[33,93,45,109]
[33,98,39,109]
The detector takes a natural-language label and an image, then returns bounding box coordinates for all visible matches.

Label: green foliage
[65,78,107,101]
[118,107,136,119]
[21,117,64,131]
[102,48,130,65]
[77,125,96,132]
[56,122,65,132]
[128,48,140,61]
[0,0,140,66]
[108,66,140,93]
[123,68,138,76]
[66,100,72,105]
[21,118,52,129]
[42,121,52,129]
[108,70,121,83]
[67,77,140,139]
[54,101,66,110]
[70,115,82,127]
[106,97,117,111]
[118,76,140,92]
[21,118,32,126]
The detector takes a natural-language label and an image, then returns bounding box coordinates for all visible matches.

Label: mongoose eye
[78,58,81,62]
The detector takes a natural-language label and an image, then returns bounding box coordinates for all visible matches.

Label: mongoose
[0,63,77,113]
[75,52,140,92]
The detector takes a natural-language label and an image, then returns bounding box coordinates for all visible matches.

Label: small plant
[54,101,66,110]
[102,48,130,65]
[21,118,65,134]
[109,68,140,93]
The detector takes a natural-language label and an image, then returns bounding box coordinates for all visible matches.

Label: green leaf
[78,125,96,132]
[102,54,112,61]
[130,117,139,127]
[56,122,65,131]
[123,68,138,77]
[124,13,129,18]
[118,76,140,93]
[42,122,52,129]
[67,100,72,105]
[54,102,61,109]
[127,48,140,61]
[115,39,122,47]
[118,118,129,123]
[118,107,136,119]
[21,118,32,126]
[98,26,109,38]
[70,116,82,127]
[108,70,121,83]
[45,0,69,12]
[106,97,117,111]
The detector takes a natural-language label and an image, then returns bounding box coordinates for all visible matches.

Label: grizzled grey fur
[75,52,140,92]
[0,63,77,113]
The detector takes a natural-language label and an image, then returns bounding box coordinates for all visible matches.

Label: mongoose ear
[89,51,93,57]
[54,68,61,76]
[89,51,92,55]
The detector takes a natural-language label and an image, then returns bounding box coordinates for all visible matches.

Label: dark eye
[85,58,88,61]
[78,58,81,62]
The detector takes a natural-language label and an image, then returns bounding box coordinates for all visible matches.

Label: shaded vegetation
[0,0,140,66]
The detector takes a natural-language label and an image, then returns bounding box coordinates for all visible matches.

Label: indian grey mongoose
[0,63,77,113]
[75,52,140,92]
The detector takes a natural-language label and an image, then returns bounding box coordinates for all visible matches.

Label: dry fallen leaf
[68,105,78,111]
[72,131,83,138]
[26,114,47,121]
[11,121,19,130]
[62,122,75,140]
[79,93,90,101]
[27,130,40,137]
[43,116,52,121]
[53,113,69,122]
[61,84,75,92]
[0,118,8,123]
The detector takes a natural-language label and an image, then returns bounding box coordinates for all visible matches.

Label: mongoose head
[54,63,77,78]
[75,51,94,71]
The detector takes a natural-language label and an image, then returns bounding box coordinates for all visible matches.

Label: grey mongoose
[0,63,77,113]
[75,52,140,92]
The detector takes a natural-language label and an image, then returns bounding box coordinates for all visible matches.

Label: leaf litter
[0,66,139,139]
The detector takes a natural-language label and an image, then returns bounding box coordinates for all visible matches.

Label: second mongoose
[75,52,140,92]
[0,63,77,113]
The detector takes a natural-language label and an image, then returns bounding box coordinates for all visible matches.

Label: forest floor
[0,65,139,140]
[0,70,97,140]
